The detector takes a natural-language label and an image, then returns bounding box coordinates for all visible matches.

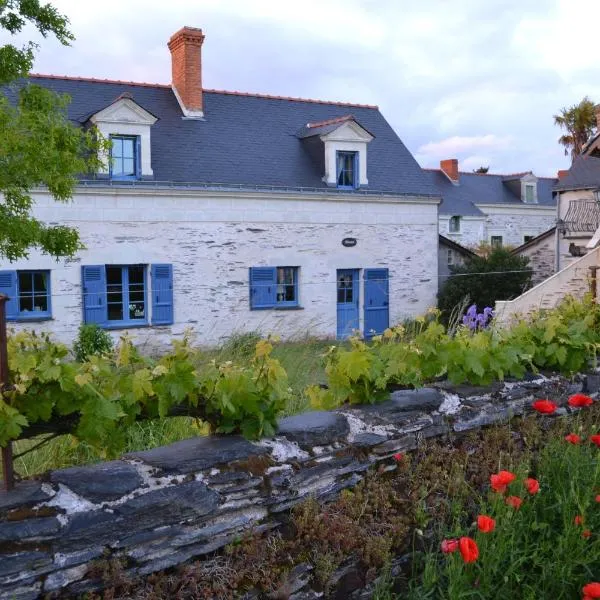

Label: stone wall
[1,187,439,349]
[1,372,595,599]
[514,230,555,285]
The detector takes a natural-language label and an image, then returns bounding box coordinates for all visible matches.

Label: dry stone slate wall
[1,372,597,599]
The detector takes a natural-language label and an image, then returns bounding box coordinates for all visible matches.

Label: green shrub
[438,248,533,323]
[73,323,114,362]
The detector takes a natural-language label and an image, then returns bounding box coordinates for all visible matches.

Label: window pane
[128,266,145,320]
[276,268,296,303]
[525,185,534,202]
[33,294,48,312]
[19,272,33,293]
[123,139,135,159]
[112,137,123,158]
[33,272,47,293]
[122,158,135,176]
[19,296,33,312]
[106,266,123,321]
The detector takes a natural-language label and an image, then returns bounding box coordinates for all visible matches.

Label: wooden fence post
[0,294,14,492]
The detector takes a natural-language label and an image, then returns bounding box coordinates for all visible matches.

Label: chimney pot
[440,159,459,183]
[168,26,205,118]
[557,169,569,180]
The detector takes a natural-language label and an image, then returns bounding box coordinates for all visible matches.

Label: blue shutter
[364,268,389,338]
[0,271,18,320]
[151,264,174,325]
[135,136,142,179]
[249,267,276,309]
[82,265,107,325]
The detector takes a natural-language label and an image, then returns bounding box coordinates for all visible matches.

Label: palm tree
[553,97,597,160]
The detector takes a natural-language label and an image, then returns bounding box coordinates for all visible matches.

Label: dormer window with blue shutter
[82,264,173,327]
[0,270,51,321]
[249,266,299,309]
[110,135,140,180]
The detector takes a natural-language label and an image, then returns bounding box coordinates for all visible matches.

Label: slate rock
[58,510,121,551]
[0,481,51,514]
[502,385,531,401]
[389,388,445,411]
[127,435,267,474]
[439,382,503,398]
[0,582,42,600]
[0,551,51,578]
[351,433,388,447]
[584,374,600,394]
[0,516,60,542]
[277,411,350,448]
[51,460,143,503]
[115,481,220,528]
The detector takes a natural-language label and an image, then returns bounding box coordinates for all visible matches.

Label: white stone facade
[1,187,439,348]
[439,216,486,248]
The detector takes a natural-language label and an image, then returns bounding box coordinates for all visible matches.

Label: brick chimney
[440,159,459,184]
[557,169,569,180]
[168,26,205,118]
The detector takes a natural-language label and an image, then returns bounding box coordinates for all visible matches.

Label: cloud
[6,0,594,176]
[417,135,512,159]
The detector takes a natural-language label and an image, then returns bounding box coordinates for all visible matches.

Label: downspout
[555,189,563,273]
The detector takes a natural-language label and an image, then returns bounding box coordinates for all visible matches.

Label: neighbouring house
[0,26,441,348]
[424,160,557,248]
[438,234,476,281]
[496,105,600,321]
[511,227,556,285]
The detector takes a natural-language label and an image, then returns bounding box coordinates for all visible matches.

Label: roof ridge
[28,73,379,109]
[425,167,556,179]
[306,114,354,128]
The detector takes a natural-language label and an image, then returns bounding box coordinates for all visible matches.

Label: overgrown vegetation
[88,401,600,600]
[437,248,532,323]
[3,296,600,479]
[72,323,114,362]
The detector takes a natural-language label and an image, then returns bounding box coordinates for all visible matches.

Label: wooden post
[0,294,14,492]
[589,266,599,302]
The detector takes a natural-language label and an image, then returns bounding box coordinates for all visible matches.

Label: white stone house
[0,26,441,348]
[424,159,557,248]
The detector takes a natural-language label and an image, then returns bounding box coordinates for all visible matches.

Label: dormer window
[297,115,374,189]
[524,184,536,203]
[449,216,461,233]
[110,135,140,180]
[337,151,358,189]
[89,94,158,180]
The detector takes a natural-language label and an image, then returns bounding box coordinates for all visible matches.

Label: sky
[13,0,600,177]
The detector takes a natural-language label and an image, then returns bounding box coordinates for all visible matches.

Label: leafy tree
[473,166,489,173]
[553,96,597,160]
[0,1,106,261]
[438,248,532,322]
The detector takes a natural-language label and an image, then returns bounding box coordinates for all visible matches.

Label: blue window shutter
[151,264,174,325]
[0,271,18,320]
[249,267,276,309]
[135,136,142,178]
[82,265,107,325]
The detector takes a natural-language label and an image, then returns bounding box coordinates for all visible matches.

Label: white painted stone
[259,438,310,462]
[1,187,439,350]
[438,392,462,415]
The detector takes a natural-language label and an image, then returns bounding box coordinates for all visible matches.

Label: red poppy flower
[565,433,582,444]
[458,536,479,563]
[505,496,523,510]
[490,470,516,493]
[440,539,459,554]
[524,477,540,495]
[393,452,403,462]
[574,515,585,526]
[591,435,600,448]
[477,515,496,533]
[568,393,594,408]
[596,495,600,503]
[582,529,592,539]
[582,582,600,599]
[532,399,557,414]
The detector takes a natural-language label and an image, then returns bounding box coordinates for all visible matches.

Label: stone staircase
[495,245,600,323]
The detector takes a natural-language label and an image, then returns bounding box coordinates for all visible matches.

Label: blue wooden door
[364,268,389,338]
[336,269,359,339]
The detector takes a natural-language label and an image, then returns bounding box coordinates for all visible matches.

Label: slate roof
[511,226,556,254]
[11,75,439,198]
[553,155,600,191]
[424,169,557,216]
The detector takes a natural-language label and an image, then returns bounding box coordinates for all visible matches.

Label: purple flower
[462,304,493,331]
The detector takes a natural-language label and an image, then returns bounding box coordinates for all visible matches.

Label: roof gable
[89,96,158,126]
